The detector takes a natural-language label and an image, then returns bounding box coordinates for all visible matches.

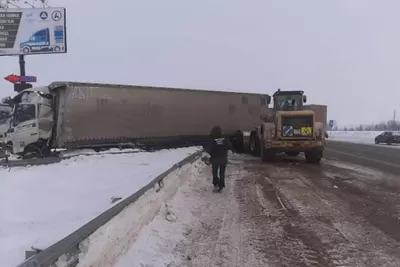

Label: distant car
[374,131,400,145]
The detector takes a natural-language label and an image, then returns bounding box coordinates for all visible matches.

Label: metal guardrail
[0,156,62,167]
[0,150,144,168]
[16,149,203,267]
[0,142,206,168]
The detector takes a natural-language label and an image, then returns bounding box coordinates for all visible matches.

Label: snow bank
[0,147,201,267]
[59,148,142,158]
[112,153,241,267]
[57,155,204,267]
[328,131,382,144]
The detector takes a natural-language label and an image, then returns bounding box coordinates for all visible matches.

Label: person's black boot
[213,183,219,192]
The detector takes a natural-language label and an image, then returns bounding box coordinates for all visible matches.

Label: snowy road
[328,131,400,149]
[326,140,400,175]
[113,146,400,267]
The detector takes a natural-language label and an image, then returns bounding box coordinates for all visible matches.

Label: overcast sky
[0,0,399,126]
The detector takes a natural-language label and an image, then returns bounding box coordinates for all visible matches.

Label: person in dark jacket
[207,126,234,192]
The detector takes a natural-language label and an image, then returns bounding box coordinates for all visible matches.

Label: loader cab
[273,89,307,111]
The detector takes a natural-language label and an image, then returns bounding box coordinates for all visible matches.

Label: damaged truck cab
[0,103,12,146]
[7,87,54,158]
[249,89,326,164]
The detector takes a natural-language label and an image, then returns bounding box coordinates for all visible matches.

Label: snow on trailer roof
[11,86,51,102]
[48,81,271,97]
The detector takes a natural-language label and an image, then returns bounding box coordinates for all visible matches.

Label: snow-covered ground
[70,152,209,267]
[0,147,201,267]
[329,131,400,147]
[108,154,239,267]
[328,131,381,144]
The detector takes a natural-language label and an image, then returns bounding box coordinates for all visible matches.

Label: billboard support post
[0,6,67,92]
[19,55,26,84]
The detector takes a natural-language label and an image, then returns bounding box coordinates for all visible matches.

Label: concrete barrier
[16,149,203,267]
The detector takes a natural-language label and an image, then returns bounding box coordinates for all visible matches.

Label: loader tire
[305,149,323,164]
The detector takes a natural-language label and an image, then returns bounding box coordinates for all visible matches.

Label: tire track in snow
[245,168,337,267]
[271,161,400,267]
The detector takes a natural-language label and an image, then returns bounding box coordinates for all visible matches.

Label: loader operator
[206,126,234,193]
[281,98,297,111]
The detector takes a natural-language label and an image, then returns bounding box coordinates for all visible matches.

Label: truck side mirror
[303,95,307,103]
[266,96,271,105]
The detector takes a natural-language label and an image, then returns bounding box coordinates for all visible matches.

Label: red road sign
[4,74,37,83]
[4,74,19,83]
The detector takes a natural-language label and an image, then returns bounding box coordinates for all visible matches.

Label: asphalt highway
[325,140,400,175]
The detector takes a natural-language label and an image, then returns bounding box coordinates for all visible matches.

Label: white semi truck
[6,81,272,158]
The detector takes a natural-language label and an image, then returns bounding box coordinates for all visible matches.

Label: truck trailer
[6,81,271,158]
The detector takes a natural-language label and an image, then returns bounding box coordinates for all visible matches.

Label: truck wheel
[22,47,30,54]
[305,150,323,164]
[231,131,244,154]
[249,133,261,157]
[23,145,42,159]
[262,149,275,162]
[285,152,300,157]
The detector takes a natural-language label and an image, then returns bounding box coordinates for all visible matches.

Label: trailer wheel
[237,131,245,153]
[249,132,261,157]
[304,150,323,164]
[231,131,244,154]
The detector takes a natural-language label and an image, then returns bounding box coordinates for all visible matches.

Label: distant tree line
[334,120,400,131]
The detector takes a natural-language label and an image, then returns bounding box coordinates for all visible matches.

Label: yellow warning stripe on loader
[300,127,312,135]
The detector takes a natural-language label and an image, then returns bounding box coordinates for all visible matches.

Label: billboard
[0,7,67,56]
